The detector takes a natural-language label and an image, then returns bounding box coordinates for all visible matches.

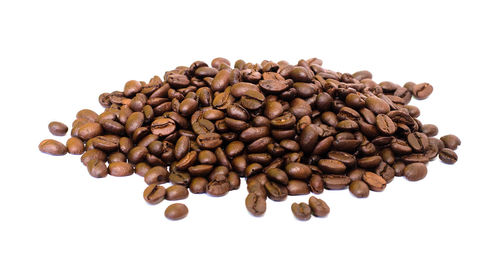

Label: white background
[1,0,499,277]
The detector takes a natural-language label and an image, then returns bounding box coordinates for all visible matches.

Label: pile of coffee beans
[39,58,461,221]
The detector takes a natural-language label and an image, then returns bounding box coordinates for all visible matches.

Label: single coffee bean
[322,174,351,190]
[404,162,427,181]
[245,193,267,216]
[196,133,223,149]
[135,162,151,177]
[144,166,169,185]
[287,180,310,195]
[206,175,230,197]
[164,203,188,220]
[108,162,134,177]
[78,122,103,141]
[421,124,439,137]
[265,181,288,201]
[309,174,324,194]
[291,202,312,221]
[190,177,208,194]
[412,82,433,100]
[365,96,390,114]
[108,152,126,163]
[39,139,67,156]
[357,156,382,169]
[308,196,330,217]
[174,135,190,160]
[439,148,458,164]
[407,132,429,152]
[151,117,176,136]
[318,159,347,174]
[362,172,386,192]
[266,168,289,185]
[375,114,396,135]
[166,185,189,200]
[440,134,461,150]
[81,149,107,165]
[285,163,312,180]
[349,180,370,198]
[143,184,166,205]
[87,159,108,178]
[76,109,98,122]
[393,161,406,176]
[48,121,68,136]
[66,137,84,155]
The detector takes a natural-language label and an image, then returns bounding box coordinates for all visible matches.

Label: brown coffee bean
[266,168,289,185]
[174,135,190,160]
[362,172,386,192]
[76,109,98,122]
[48,121,68,136]
[151,118,176,136]
[285,163,312,180]
[135,162,151,177]
[164,203,188,220]
[81,149,106,165]
[291,202,311,221]
[166,185,189,200]
[190,177,208,194]
[440,134,461,150]
[421,124,439,137]
[309,174,324,194]
[365,96,390,114]
[66,137,84,155]
[404,162,427,181]
[349,180,369,198]
[87,159,108,178]
[245,193,266,216]
[78,122,103,140]
[407,132,429,153]
[144,166,169,185]
[439,148,458,164]
[196,133,223,149]
[318,159,346,174]
[206,175,230,197]
[323,174,351,190]
[308,196,330,217]
[375,114,396,135]
[265,181,288,201]
[286,180,310,195]
[143,184,166,205]
[412,82,433,100]
[108,162,134,177]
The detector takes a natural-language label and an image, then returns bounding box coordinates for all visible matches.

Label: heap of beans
[39,58,461,221]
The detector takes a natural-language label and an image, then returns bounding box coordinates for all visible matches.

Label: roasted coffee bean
[375,114,396,135]
[240,126,270,142]
[349,180,370,198]
[151,118,176,136]
[190,177,208,194]
[421,124,438,137]
[440,134,461,150]
[81,149,106,166]
[265,181,288,201]
[327,151,356,168]
[169,171,191,186]
[309,196,330,217]
[198,150,217,164]
[135,162,151,177]
[87,159,108,178]
[108,162,134,177]
[76,109,98,122]
[439,148,458,164]
[393,161,406,176]
[291,202,311,221]
[266,168,289,185]
[375,162,395,183]
[285,163,312,180]
[78,122,103,140]
[66,137,84,155]
[412,82,433,100]
[323,174,351,190]
[206,175,230,197]
[309,174,324,194]
[404,163,427,181]
[164,203,188,220]
[128,146,148,164]
[48,121,68,136]
[287,180,310,195]
[318,159,346,174]
[357,156,382,169]
[197,133,223,149]
[299,125,319,153]
[365,96,390,114]
[166,185,189,200]
[143,184,166,205]
[246,193,266,216]
[108,152,126,163]
[362,172,386,192]
[348,168,365,182]
[407,132,429,152]
[144,166,169,185]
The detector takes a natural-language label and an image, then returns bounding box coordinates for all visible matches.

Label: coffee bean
[287,180,310,195]
[190,177,208,194]
[308,196,330,217]
[164,203,188,220]
[87,159,108,178]
[166,185,189,200]
[66,137,84,155]
[81,149,106,165]
[143,184,166,205]
[108,162,134,177]
[375,114,396,135]
[78,122,103,141]
[439,148,458,164]
[318,159,346,174]
[421,124,438,137]
[404,163,427,181]
[291,202,311,221]
[76,109,98,122]
[151,118,176,136]
[245,193,266,216]
[144,166,169,185]
[349,180,370,198]
[285,163,312,180]
[265,181,288,201]
[440,134,461,150]
[206,175,230,197]
[362,172,386,192]
[135,162,151,177]
[366,96,390,114]
[48,121,68,136]
[407,132,429,152]
[323,174,351,190]
[412,83,433,100]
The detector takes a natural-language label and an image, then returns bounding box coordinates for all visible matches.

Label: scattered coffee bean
[143,184,166,205]
[349,180,370,198]
[291,202,312,221]
[439,148,458,164]
[48,121,68,136]
[245,193,266,216]
[39,139,67,156]
[404,163,427,181]
[440,134,461,150]
[164,203,188,220]
[308,196,330,217]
